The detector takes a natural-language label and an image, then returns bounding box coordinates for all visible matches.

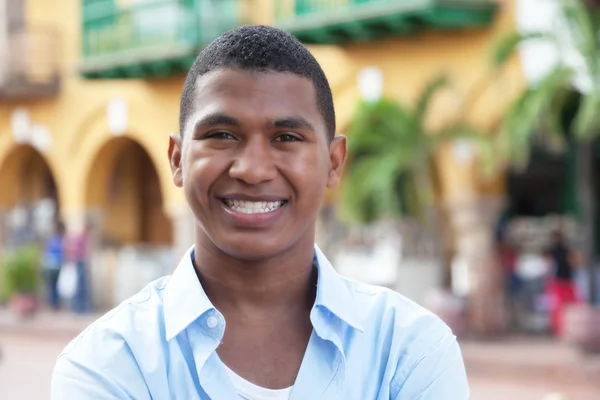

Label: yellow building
[0,0,524,309]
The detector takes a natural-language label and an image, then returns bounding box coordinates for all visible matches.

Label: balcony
[80,0,243,79]
[0,27,61,100]
[276,0,498,44]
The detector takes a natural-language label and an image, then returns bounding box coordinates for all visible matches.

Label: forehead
[189,69,324,131]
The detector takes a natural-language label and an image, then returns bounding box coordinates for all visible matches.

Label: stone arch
[84,136,173,247]
[0,144,60,245]
[71,111,182,215]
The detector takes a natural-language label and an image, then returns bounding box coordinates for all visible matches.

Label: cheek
[184,148,227,197]
[278,150,330,198]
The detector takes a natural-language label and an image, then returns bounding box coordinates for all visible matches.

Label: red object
[498,246,517,273]
[547,278,579,337]
[8,293,39,318]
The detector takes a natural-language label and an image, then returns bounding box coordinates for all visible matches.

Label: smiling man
[51,25,469,399]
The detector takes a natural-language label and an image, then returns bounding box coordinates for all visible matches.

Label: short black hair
[179,25,336,140]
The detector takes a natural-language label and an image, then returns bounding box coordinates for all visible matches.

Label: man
[544,229,580,337]
[64,221,92,313]
[52,25,468,399]
[42,220,66,310]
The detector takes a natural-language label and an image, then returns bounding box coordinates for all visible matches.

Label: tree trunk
[446,197,507,337]
[415,160,447,288]
[576,142,597,304]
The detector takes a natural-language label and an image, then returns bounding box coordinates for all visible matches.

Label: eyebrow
[194,113,240,130]
[193,113,316,132]
[273,117,315,132]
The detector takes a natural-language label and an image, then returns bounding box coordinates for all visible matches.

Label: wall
[0,0,523,243]
[0,0,185,225]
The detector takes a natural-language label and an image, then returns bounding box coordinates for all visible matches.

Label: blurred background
[0,0,599,398]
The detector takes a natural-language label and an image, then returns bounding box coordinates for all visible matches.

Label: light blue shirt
[51,246,469,399]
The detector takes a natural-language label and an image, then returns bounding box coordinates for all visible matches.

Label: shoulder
[52,277,172,399]
[57,275,171,366]
[340,278,468,397]
[342,276,453,356]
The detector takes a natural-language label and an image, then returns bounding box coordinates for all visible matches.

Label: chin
[216,240,287,262]
[212,228,304,262]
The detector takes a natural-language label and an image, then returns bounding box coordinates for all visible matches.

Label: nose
[229,137,277,184]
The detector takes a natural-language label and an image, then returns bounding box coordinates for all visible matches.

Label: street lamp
[357,67,383,102]
[451,139,475,166]
[107,98,128,136]
[11,108,30,143]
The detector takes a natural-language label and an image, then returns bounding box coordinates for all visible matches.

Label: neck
[193,228,317,314]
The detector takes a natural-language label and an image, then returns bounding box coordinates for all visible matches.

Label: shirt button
[206,316,218,329]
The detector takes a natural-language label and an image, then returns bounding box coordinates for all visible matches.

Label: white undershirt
[222,363,293,400]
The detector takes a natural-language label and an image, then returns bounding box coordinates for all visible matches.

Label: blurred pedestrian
[496,230,521,330]
[64,222,92,314]
[42,221,66,311]
[544,229,580,337]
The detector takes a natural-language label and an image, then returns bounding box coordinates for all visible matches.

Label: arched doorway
[86,137,172,246]
[85,137,173,307]
[0,144,59,248]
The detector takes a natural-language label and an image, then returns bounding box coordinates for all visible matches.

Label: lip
[218,197,287,228]
[220,193,287,202]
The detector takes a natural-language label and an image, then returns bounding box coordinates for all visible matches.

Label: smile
[223,199,287,214]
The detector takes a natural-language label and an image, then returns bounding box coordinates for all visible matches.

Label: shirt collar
[313,245,364,332]
[163,244,364,341]
[163,245,214,341]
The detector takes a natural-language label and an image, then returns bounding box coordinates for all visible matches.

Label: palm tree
[339,75,450,228]
[337,74,506,335]
[492,0,600,305]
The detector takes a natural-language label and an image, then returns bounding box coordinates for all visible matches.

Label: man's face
[169,69,346,260]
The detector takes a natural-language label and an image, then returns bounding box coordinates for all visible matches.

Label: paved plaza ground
[0,310,599,399]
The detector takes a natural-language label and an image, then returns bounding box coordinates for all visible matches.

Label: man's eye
[207,131,235,140]
[275,134,300,142]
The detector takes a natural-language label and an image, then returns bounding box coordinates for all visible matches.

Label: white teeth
[224,199,285,214]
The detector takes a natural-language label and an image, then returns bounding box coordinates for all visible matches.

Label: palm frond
[341,74,482,225]
[539,85,571,152]
[499,66,573,169]
[560,0,599,75]
[338,152,409,224]
[346,99,416,155]
[490,31,553,70]
[478,134,505,178]
[414,74,450,127]
[573,90,600,138]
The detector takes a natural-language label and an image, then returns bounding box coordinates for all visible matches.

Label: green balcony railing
[280,0,381,18]
[276,0,498,44]
[81,0,243,78]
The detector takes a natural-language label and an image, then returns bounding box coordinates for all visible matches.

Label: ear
[327,135,347,189]
[168,133,183,188]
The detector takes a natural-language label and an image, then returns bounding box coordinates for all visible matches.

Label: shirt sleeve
[391,331,470,400]
[51,334,152,400]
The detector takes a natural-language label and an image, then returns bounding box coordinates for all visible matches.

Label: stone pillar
[167,205,195,268]
[445,196,507,337]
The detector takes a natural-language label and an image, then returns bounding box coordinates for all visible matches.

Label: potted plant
[2,245,41,318]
